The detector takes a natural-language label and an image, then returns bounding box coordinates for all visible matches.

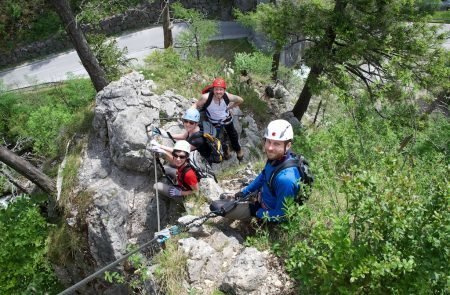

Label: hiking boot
[236,149,244,161]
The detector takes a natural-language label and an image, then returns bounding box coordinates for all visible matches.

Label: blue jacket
[242,153,301,221]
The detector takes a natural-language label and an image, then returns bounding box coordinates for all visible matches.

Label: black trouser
[221,122,241,152]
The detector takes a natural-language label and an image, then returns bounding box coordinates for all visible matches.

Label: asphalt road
[0,22,251,90]
[0,22,448,91]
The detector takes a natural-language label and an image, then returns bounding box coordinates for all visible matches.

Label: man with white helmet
[152,140,199,199]
[222,119,301,221]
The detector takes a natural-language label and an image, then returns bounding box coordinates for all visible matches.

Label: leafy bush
[87,33,130,81]
[246,102,449,293]
[0,196,60,294]
[0,79,95,157]
[26,105,72,157]
[233,52,272,77]
[143,48,225,98]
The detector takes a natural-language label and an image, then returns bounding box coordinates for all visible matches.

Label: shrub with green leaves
[0,79,95,157]
[0,196,60,294]
[245,98,449,294]
[26,105,73,157]
[233,51,272,77]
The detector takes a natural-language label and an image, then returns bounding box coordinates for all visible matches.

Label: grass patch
[48,222,85,266]
[153,239,188,295]
[0,78,95,158]
[431,10,450,23]
[205,38,254,62]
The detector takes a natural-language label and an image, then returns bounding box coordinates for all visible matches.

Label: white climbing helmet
[173,140,191,154]
[264,119,294,141]
[183,108,200,122]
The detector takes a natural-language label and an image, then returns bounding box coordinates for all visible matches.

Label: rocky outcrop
[76,71,261,271]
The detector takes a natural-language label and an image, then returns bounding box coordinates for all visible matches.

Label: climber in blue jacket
[223,119,301,222]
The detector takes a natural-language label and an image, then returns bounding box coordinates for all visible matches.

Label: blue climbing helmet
[183,108,200,122]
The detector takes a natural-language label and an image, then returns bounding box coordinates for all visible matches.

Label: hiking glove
[234,191,246,200]
[169,187,182,198]
[150,145,164,154]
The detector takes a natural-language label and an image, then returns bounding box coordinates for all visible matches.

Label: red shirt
[177,165,198,191]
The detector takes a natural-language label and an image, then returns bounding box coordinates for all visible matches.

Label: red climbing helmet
[212,77,227,89]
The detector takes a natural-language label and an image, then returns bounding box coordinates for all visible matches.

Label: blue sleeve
[256,169,300,221]
[242,170,265,196]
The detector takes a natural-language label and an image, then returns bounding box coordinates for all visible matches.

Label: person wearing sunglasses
[192,77,244,161]
[152,140,199,199]
[152,108,212,163]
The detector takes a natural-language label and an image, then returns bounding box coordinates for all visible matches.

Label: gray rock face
[75,72,295,294]
[176,230,293,295]
[79,71,263,270]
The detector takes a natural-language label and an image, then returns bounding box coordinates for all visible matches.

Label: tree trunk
[0,146,56,195]
[271,50,280,81]
[292,0,347,121]
[48,0,109,92]
[163,1,173,48]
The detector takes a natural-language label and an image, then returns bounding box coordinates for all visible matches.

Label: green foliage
[266,103,450,294]
[432,10,450,23]
[87,33,131,81]
[0,79,95,157]
[143,48,225,98]
[233,52,272,77]
[0,0,60,51]
[172,2,219,60]
[26,105,72,156]
[236,0,449,118]
[0,196,60,294]
[153,239,188,295]
[77,0,142,24]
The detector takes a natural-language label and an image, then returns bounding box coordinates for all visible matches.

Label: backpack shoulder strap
[179,163,195,191]
[267,158,303,195]
[203,91,214,109]
[223,93,230,105]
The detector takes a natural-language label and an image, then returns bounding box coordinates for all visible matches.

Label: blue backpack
[267,153,314,204]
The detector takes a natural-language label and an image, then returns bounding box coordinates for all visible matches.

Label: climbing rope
[57,236,159,295]
[57,208,224,294]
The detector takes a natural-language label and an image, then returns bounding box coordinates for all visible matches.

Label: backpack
[197,121,224,164]
[267,153,314,204]
[202,133,223,164]
[179,161,217,190]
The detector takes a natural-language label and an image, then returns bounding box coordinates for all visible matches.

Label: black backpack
[267,153,314,204]
[179,161,217,190]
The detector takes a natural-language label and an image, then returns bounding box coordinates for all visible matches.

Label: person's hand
[152,127,169,138]
[169,187,182,198]
[149,145,164,154]
[234,191,246,200]
[150,139,160,147]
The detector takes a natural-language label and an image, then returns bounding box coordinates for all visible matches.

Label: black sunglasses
[182,119,196,125]
[172,153,187,159]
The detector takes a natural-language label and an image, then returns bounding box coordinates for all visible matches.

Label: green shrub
[233,52,272,77]
[87,33,130,81]
[143,48,225,98]
[26,105,72,157]
[0,196,60,294]
[279,109,450,294]
[0,79,95,157]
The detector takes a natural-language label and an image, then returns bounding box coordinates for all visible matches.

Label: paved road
[0,22,251,90]
[0,22,448,90]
